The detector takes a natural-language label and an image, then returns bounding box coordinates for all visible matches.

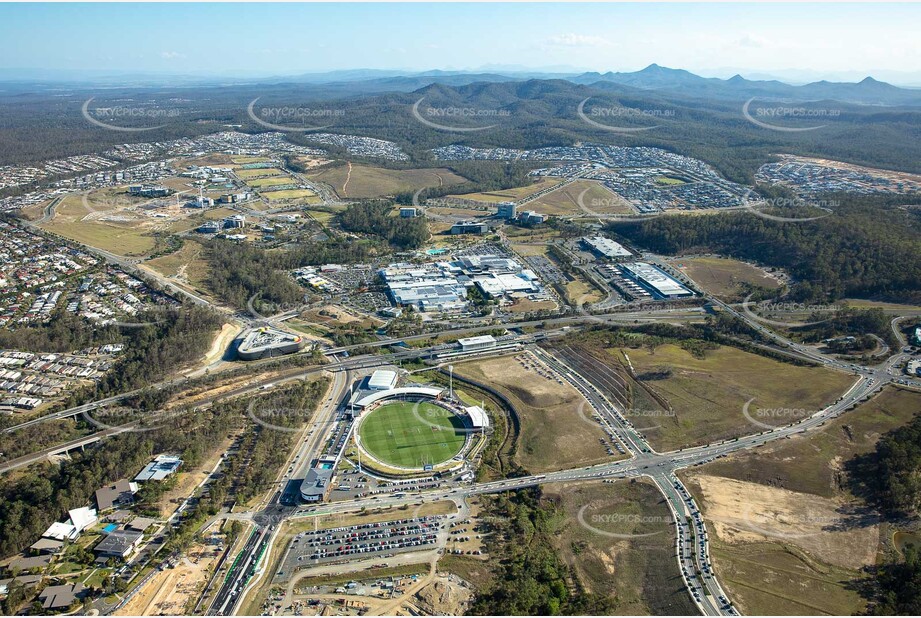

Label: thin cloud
[545,33,612,48]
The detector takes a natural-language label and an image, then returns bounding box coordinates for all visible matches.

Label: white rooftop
[368,369,398,391]
[68,507,97,533]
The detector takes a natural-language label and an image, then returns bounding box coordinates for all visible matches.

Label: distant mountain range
[266,64,921,106]
[571,64,921,106]
[3,64,919,106]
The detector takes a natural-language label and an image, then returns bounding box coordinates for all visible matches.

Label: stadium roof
[464,405,490,429]
[352,386,443,409]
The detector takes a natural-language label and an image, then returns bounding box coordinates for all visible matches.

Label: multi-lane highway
[8,287,912,616]
[225,301,894,617]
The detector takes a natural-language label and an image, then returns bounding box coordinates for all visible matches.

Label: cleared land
[308,164,467,199]
[670,256,783,299]
[116,531,225,615]
[563,277,604,306]
[545,479,697,616]
[842,298,921,312]
[358,401,467,469]
[247,176,294,188]
[527,179,633,216]
[448,177,560,204]
[678,386,921,615]
[623,343,855,450]
[234,167,285,180]
[144,240,212,291]
[261,188,321,202]
[454,354,613,473]
[39,195,158,256]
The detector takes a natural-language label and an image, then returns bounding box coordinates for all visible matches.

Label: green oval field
[357,401,467,469]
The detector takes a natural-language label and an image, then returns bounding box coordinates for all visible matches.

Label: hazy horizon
[1,2,919,86]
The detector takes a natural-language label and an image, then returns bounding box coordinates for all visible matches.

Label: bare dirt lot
[116,533,225,615]
[527,179,633,216]
[669,256,783,299]
[686,475,878,569]
[675,386,921,615]
[309,164,467,199]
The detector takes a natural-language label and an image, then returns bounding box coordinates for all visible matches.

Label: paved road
[21,295,911,615]
[263,311,890,617]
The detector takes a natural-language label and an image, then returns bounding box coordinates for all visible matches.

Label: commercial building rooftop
[619,262,693,299]
[367,369,398,391]
[582,235,632,258]
[237,326,305,360]
[135,454,182,482]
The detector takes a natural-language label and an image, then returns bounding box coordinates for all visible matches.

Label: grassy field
[143,240,212,291]
[670,256,782,299]
[674,386,921,615]
[308,164,467,199]
[616,343,854,450]
[655,175,688,185]
[261,188,320,202]
[234,167,285,180]
[42,217,157,256]
[688,385,921,498]
[454,354,613,472]
[842,298,921,312]
[447,177,560,204]
[527,179,633,216]
[303,205,344,224]
[545,479,697,615]
[563,278,604,306]
[358,401,467,468]
[246,176,293,188]
[231,156,272,165]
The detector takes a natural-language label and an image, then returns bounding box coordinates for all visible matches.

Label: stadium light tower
[448,365,454,400]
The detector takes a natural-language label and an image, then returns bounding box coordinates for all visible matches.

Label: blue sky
[1,3,919,80]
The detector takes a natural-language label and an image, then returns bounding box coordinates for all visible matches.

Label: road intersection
[209,301,902,616]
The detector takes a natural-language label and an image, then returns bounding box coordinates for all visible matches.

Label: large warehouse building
[379,254,549,313]
[582,236,632,259]
[618,262,693,299]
